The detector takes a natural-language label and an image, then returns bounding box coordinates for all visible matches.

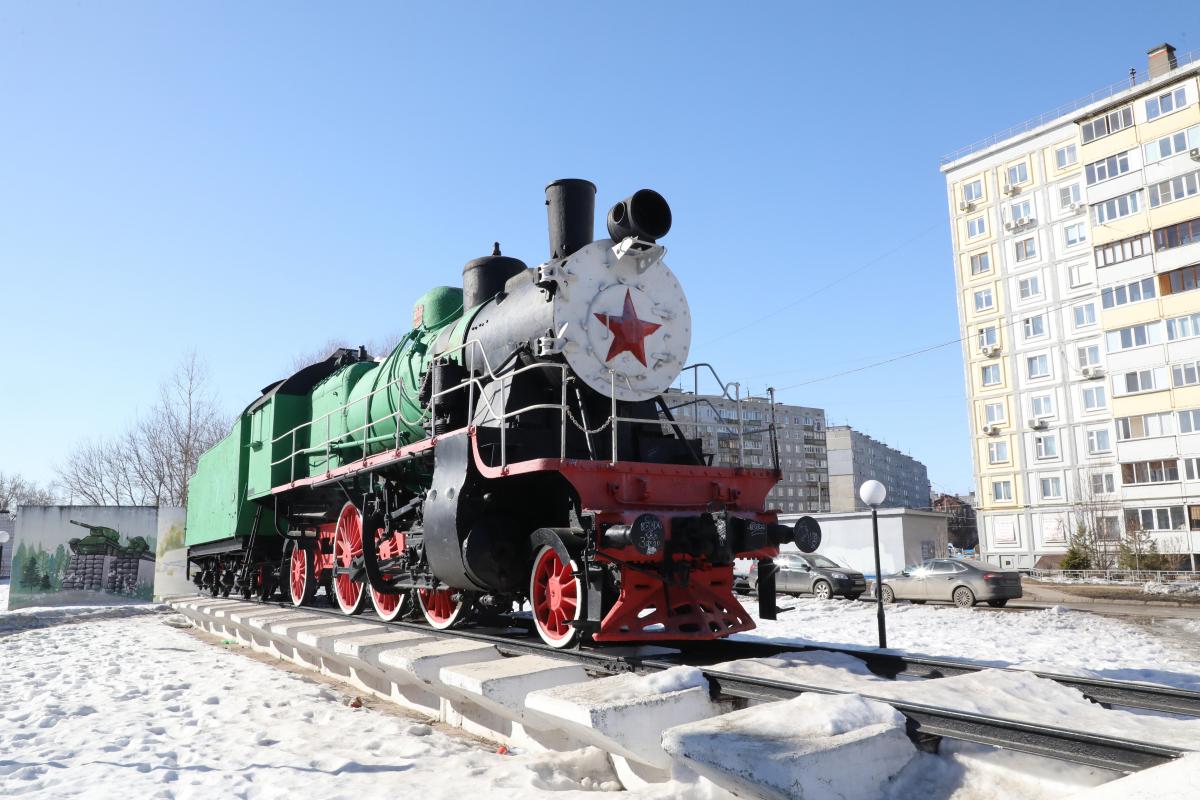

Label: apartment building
[826,426,931,512]
[942,43,1200,569]
[665,389,830,513]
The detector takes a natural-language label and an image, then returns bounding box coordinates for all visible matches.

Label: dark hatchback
[743,553,868,600]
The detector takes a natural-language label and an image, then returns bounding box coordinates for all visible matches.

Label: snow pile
[1142,580,1200,596]
[759,692,905,738]
[739,597,1200,690]
[632,665,708,695]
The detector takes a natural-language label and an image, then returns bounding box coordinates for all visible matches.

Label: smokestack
[545,179,596,260]
[1148,43,1178,80]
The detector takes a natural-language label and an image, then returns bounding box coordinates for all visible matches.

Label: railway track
[188,594,1197,773]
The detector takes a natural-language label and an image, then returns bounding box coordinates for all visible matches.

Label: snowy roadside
[0,608,695,799]
[738,597,1200,690]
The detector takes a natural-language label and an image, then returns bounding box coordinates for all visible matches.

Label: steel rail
[188,596,1194,772]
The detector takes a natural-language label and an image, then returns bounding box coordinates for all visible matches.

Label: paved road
[1008,583,1200,620]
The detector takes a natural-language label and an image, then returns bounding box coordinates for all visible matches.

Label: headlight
[831,572,848,580]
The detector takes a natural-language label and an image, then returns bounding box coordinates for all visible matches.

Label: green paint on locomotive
[184,286,465,547]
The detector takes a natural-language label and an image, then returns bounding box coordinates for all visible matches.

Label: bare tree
[1070,469,1121,569]
[0,471,57,510]
[57,353,228,507]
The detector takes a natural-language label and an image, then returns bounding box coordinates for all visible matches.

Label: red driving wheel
[530,545,583,648]
[332,503,367,615]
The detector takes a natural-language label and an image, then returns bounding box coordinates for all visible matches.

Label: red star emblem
[594,290,662,367]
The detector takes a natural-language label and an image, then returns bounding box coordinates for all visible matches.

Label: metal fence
[1028,568,1200,584]
[940,49,1200,166]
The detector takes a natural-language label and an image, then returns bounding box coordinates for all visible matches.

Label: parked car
[745,553,867,600]
[878,558,1022,608]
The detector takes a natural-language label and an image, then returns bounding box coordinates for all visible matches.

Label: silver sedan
[879,558,1022,608]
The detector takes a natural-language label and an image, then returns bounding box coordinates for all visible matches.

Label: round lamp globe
[859,480,887,508]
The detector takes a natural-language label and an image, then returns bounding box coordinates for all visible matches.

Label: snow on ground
[1143,581,1200,596]
[738,597,1200,690]
[1,605,725,799]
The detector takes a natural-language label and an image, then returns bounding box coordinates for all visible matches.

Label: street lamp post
[860,480,888,649]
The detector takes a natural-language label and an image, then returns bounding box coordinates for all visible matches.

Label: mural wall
[8,506,167,609]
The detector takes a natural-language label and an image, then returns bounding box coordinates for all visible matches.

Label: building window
[1148,169,1200,208]
[1035,434,1058,460]
[1018,274,1041,299]
[1027,354,1050,379]
[1077,344,1100,368]
[1010,199,1032,223]
[967,215,987,238]
[1093,190,1141,225]
[982,364,1001,386]
[1121,459,1180,485]
[1105,322,1160,352]
[1166,312,1200,341]
[1064,223,1087,247]
[963,179,983,203]
[987,441,1008,464]
[992,481,1013,502]
[1095,233,1151,266]
[1143,125,1200,164]
[1127,506,1185,532]
[1031,394,1053,418]
[1055,143,1078,169]
[1186,458,1200,480]
[1059,183,1081,208]
[1073,303,1097,328]
[969,252,991,275]
[1082,385,1107,412]
[973,288,994,311]
[1145,86,1188,121]
[985,402,1005,424]
[1084,151,1131,186]
[1162,265,1200,296]
[1086,428,1112,454]
[1172,360,1200,388]
[1090,473,1116,494]
[1101,277,1155,308]
[1116,412,1174,440]
[1023,315,1046,339]
[1115,368,1163,396]
[1040,476,1063,499]
[1179,408,1200,433]
[1068,262,1091,287]
[1081,105,1134,143]
[1154,217,1200,251]
[1007,162,1029,187]
[1015,237,1037,262]
[978,326,998,349]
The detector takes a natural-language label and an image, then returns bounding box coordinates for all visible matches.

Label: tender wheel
[417,586,472,630]
[953,587,976,608]
[332,503,368,615]
[879,584,895,603]
[987,598,1008,608]
[846,593,862,601]
[257,564,276,601]
[288,540,318,607]
[530,545,584,649]
[812,580,832,601]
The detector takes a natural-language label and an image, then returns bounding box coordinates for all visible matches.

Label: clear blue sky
[2,1,1196,496]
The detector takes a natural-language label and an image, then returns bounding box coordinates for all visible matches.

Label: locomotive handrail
[265,335,771,480]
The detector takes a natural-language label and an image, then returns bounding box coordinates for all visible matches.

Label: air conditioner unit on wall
[982,344,1001,356]
[1005,221,1015,231]
[1029,418,1048,430]
[982,424,999,435]
[1003,184,1015,195]
[959,200,975,212]
[1082,365,1105,379]
[1191,147,1200,161]
[1069,202,1084,213]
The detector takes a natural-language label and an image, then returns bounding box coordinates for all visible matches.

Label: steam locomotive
[185,180,819,647]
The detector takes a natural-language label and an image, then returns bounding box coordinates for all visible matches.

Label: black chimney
[545,179,596,259]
